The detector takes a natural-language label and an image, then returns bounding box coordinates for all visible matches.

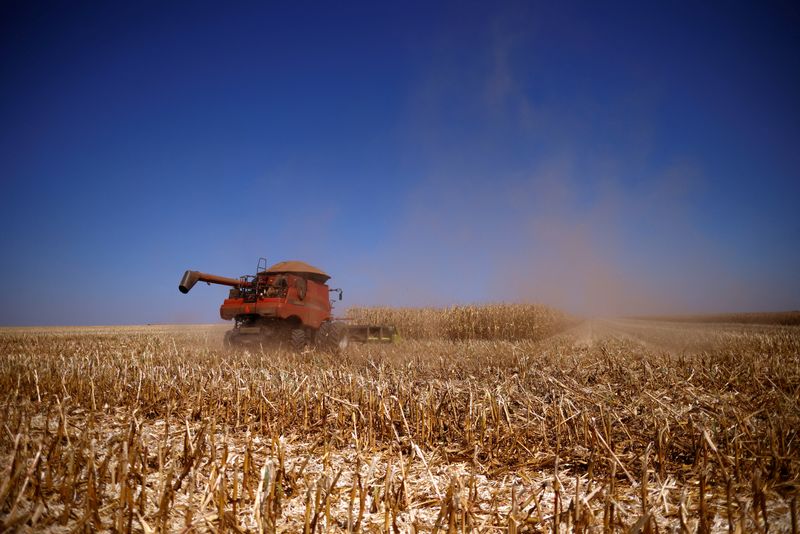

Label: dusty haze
[337,10,797,317]
[345,158,778,317]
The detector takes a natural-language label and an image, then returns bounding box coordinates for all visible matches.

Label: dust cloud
[347,158,762,317]
[339,10,794,317]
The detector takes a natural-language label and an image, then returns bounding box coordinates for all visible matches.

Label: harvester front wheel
[316,321,350,353]
[290,328,307,351]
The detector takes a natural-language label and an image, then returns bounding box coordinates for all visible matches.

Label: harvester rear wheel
[290,328,307,351]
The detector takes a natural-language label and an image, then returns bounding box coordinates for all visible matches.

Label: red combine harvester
[178,258,394,350]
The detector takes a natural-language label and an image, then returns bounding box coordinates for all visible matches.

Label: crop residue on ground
[0,309,798,532]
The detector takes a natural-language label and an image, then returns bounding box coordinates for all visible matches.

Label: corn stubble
[0,307,798,533]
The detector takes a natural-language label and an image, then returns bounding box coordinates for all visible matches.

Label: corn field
[347,304,572,341]
[0,313,798,532]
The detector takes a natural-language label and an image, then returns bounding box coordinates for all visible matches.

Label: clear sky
[1,1,798,325]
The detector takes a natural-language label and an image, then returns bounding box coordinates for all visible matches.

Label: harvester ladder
[254,258,268,301]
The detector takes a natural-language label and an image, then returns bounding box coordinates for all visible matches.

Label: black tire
[316,322,334,350]
[290,328,307,351]
[316,321,349,353]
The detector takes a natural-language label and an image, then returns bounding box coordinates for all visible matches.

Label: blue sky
[1,1,798,324]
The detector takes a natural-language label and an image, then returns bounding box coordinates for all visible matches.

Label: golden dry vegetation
[347,304,573,341]
[0,307,799,533]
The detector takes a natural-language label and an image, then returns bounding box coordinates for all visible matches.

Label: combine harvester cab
[178,258,395,351]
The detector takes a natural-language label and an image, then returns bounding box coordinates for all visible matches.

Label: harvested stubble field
[0,307,799,533]
[630,311,800,327]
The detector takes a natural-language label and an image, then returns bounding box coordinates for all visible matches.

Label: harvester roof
[265,261,330,283]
